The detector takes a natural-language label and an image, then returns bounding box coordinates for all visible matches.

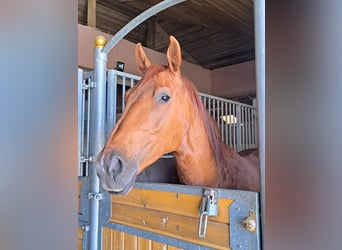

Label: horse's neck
[173,115,219,187]
[172,109,252,190]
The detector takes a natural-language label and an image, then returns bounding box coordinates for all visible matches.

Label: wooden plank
[103,228,185,250]
[152,241,167,250]
[78,227,83,250]
[87,0,96,27]
[137,237,152,250]
[113,229,125,250]
[109,203,230,249]
[125,233,138,250]
[102,227,113,250]
[167,246,181,250]
[111,188,233,223]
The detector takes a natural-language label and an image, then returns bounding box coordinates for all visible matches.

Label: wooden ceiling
[78,0,255,70]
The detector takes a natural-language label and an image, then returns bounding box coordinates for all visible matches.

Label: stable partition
[78,67,260,250]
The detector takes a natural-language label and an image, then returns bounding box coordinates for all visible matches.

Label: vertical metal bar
[106,70,116,139]
[246,107,249,149]
[228,103,232,148]
[252,109,255,147]
[248,107,251,148]
[224,102,228,145]
[89,36,108,250]
[122,76,126,111]
[217,99,220,127]
[241,107,245,151]
[244,106,247,150]
[130,78,134,88]
[212,99,215,120]
[80,77,87,176]
[208,98,211,114]
[78,69,83,177]
[254,0,265,248]
[243,107,246,150]
[254,109,257,147]
[113,74,118,124]
[220,100,224,142]
[85,75,92,177]
[236,104,241,151]
[232,104,236,151]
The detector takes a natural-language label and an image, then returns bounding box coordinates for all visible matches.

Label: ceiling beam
[146,20,156,49]
[87,0,96,27]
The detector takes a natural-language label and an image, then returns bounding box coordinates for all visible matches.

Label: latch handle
[197,189,218,238]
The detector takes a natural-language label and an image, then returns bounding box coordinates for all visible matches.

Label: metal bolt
[162,216,168,226]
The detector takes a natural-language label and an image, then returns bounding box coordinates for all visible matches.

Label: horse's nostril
[107,155,124,181]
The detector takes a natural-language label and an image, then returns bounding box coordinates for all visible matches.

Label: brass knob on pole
[95,36,106,48]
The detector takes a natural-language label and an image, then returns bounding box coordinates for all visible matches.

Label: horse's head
[96,36,190,194]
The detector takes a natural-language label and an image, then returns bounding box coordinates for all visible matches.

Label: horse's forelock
[137,65,167,87]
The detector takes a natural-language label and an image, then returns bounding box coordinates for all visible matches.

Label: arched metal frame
[87,0,265,249]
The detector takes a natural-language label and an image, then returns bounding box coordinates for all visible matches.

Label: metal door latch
[198,188,218,238]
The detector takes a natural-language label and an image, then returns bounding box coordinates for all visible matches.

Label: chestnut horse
[96,36,260,195]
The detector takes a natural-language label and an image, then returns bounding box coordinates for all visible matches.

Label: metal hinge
[82,80,96,89]
[88,192,103,200]
[80,224,89,231]
[79,156,94,163]
[198,188,219,238]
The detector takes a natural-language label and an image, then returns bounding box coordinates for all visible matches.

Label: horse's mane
[182,76,240,187]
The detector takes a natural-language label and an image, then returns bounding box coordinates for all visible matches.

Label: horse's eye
[160,94,170,102]
[161,95,170,102]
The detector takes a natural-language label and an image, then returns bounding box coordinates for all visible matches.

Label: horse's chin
[107,174,136,195]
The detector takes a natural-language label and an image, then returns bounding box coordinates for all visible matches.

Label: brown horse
[96,36,260,195]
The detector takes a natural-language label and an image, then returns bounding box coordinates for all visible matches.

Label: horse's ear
[135,43,151,75]
[167,36,182,73]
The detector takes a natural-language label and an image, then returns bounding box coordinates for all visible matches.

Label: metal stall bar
[220,100,224,142]
[79,71,94,177]
[88,37,108,250]
[121,76,126,111]
[78,69,83,176]
[247,107,251,148]
[199,93,257,151]
[102,0,187,55]
[254,0,265,249]
[106,70,117,140]
[236,104,241,152]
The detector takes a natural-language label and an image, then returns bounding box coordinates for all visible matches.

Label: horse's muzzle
[95,150,138,195]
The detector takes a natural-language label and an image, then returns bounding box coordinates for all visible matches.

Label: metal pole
[254,0,265,249]
[102,0,187,55]
[78,68,83,176]
[89,36,108,250]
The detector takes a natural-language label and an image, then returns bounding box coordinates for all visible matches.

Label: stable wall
[211,60,256,98]
[78,24,212,94]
